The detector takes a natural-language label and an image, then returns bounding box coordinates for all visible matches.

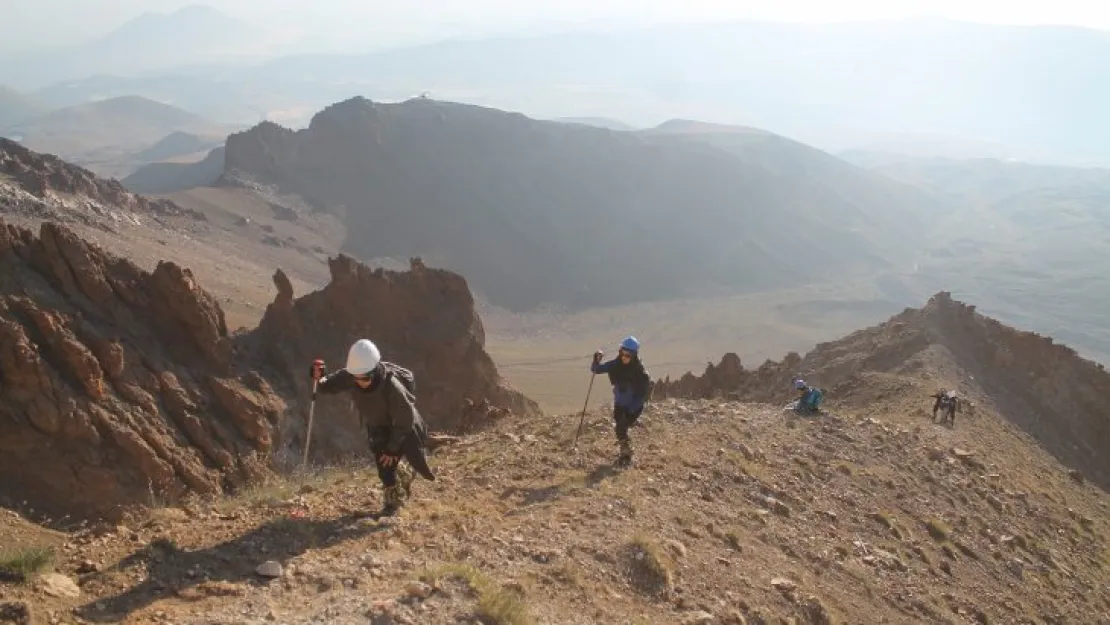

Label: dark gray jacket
[316,367,425,454]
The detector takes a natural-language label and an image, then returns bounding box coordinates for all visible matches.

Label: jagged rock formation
[0,218,280,522]
[654,291,1110,489]
[653,350,804,404]
[220,96,941,312]
[244,255,541,462]
[0,137,205,226]
[0,215,539,520]
[0,140,545,522]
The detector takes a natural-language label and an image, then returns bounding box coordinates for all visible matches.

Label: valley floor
[4,392,1108,624]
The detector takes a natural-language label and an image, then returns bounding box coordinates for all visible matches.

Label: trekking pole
[572,372,597,449]
[301,360,323,470]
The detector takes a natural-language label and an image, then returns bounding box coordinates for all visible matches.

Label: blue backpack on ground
[798,387,824,413]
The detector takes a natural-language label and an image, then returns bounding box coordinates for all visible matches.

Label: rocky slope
[219,96,943,311]
[1,137,205,228]
[0,217,537,523]
[654,291,1110,491]
[2,390,1108,624]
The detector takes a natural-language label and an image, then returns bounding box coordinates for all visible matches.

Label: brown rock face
[0,218,279,522]
[245,255,541,461]
[1,215,539,520]
[654,291,1110,489]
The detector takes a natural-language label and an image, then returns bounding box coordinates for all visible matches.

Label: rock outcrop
[0,218,282,521]
[654,291,1110,489]
[245,255,541,462]
[1,212,540,519]
[0,137,205,226]
[652,351,804,405]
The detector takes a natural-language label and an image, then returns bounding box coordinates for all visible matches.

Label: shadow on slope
[74,513,384,623]
[122,146,225,194]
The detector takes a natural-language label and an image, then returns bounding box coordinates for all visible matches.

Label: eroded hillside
[2,391,1107,624]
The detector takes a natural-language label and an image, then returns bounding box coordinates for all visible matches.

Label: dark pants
[613,407,643,441]
[368,428,399,486]
[368,425,436,486]
[932,398,957,424]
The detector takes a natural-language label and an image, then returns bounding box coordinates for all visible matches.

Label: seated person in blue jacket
[591,336,652,466]
[792,377,825,414]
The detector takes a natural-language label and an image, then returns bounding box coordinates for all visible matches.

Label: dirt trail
[3,389,1108,625]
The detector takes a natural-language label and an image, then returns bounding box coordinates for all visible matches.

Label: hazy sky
[3,0,1110,52]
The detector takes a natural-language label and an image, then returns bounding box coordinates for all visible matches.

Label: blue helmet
[619,335,640,353]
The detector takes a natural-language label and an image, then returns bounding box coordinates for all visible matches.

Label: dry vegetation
[0,546,55,582]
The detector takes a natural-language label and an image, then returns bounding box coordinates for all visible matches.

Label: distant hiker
[792,377,825,414]
[311,339,435,517]
[931,389,959,426]
[591,336,651,467]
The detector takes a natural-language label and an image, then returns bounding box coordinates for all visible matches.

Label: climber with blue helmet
[310,338,435,517]
[591,335,652,466]
[791,377,825,415]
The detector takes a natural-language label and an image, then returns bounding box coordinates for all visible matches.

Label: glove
[310,359,325,380]
[377,452,400,468]
[592,350,604,364]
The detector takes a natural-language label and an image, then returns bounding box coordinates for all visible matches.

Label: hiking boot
[616,439,633,467]
[379,485,404,517]
[397,462,415,501]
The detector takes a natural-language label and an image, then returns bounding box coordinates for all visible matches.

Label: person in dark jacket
[931,389,959,426]
[591,336,651,467]
[311,338,435,517]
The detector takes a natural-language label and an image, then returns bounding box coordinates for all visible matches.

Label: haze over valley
[2,3,1110,623]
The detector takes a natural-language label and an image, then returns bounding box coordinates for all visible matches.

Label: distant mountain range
[2,95,237,178]
[0,5,280,88]
[3,17,1108,166]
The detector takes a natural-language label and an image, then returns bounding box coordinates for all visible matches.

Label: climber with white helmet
[591,336,652,467]
[311,338,434,517]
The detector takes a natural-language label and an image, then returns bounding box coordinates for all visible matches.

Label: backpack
[382,361,416,396]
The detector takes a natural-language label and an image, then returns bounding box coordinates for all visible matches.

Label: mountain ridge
[655,291,1110,491]
[218,96,945,312]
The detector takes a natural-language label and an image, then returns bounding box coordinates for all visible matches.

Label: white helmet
[345,339,381,375]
